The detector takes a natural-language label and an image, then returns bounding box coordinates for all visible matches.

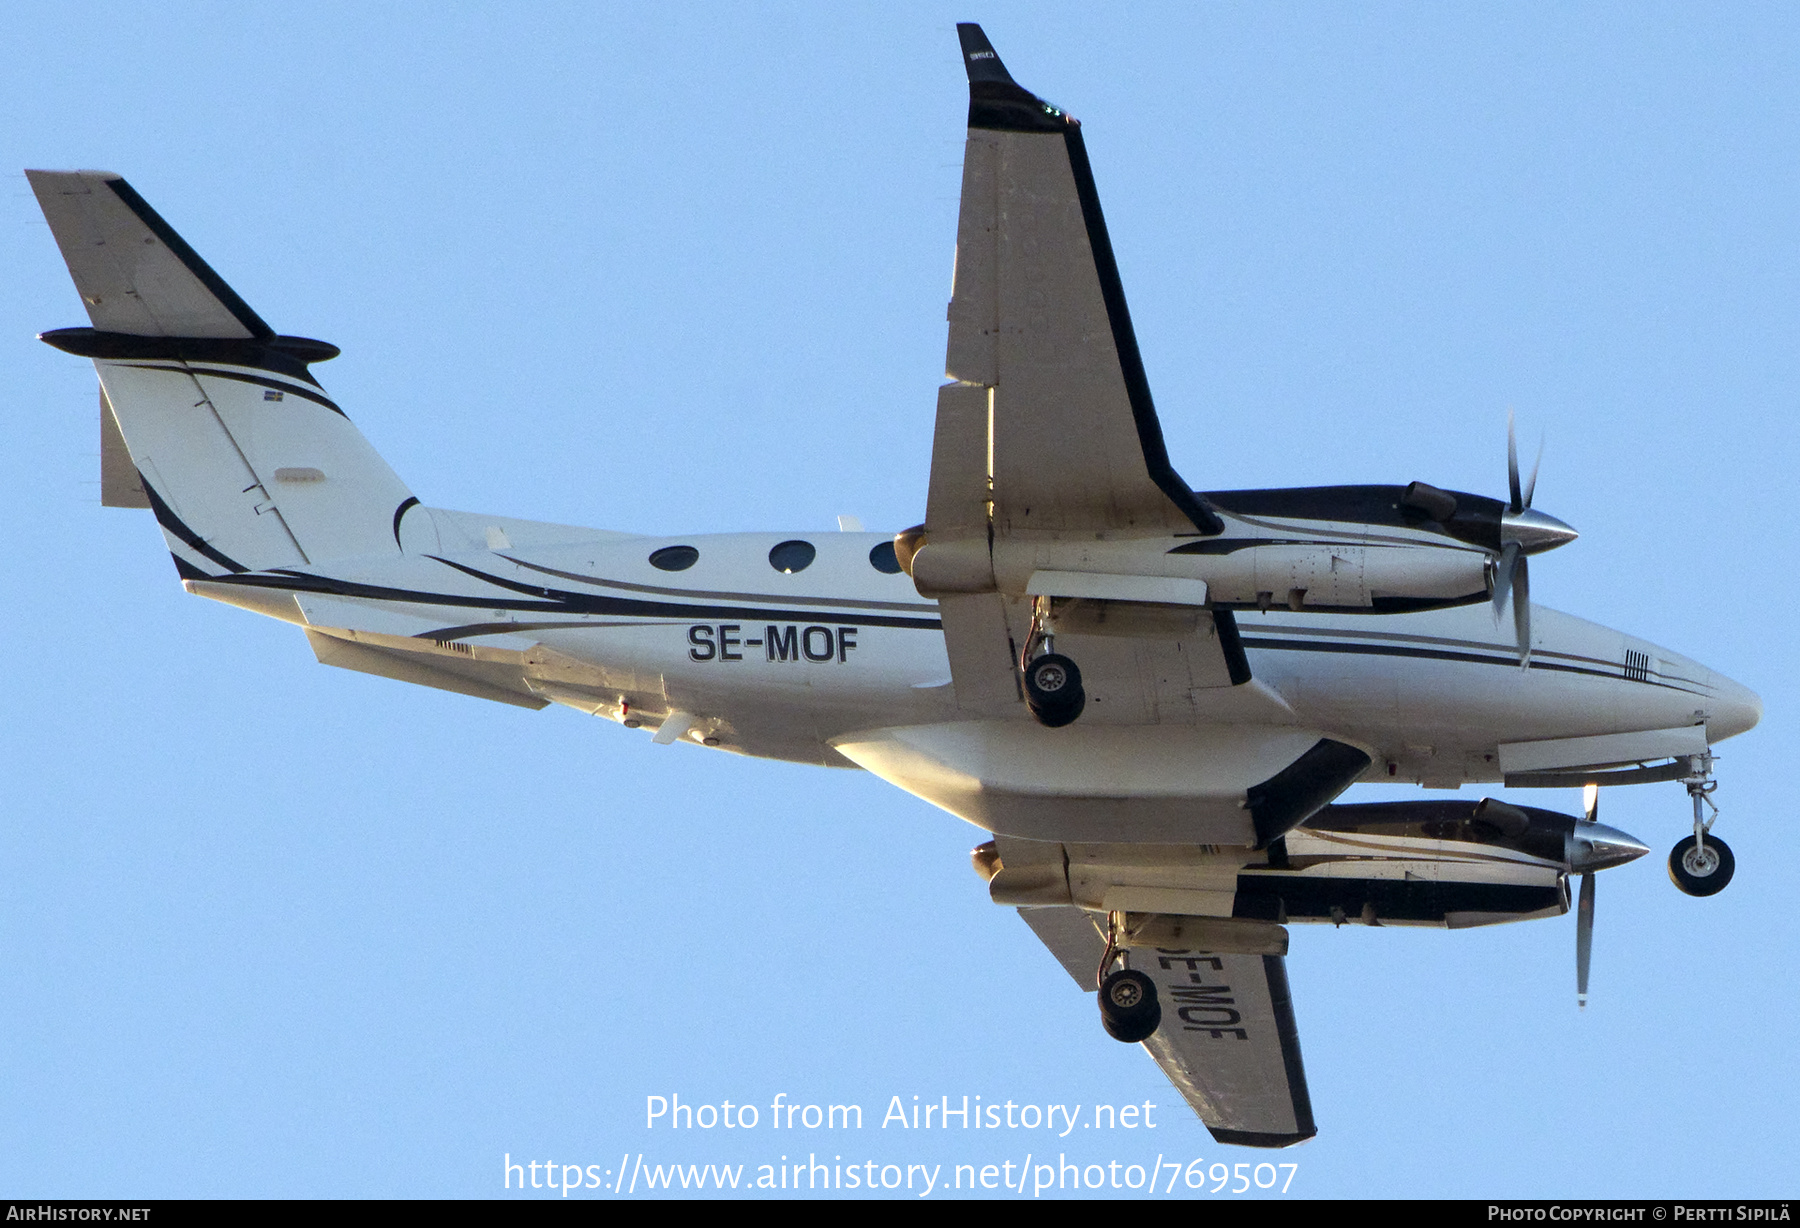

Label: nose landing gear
[1669,754,1734,897]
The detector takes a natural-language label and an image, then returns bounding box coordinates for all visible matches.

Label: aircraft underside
[29,22,1759,1149]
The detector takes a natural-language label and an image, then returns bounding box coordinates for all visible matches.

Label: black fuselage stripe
[128,364,344,416]
[197,564,1681,683]
[139,472,248,574]
[433,555,946,628]
[1238,634,1703,694]
[225,564,945,630]
[418,620,622,641]
[170,553,213,581]
[1259,625,1658,677]
[392,497,420,547]
[197,367,343,415]
[196,561,1697,686]
[504,553,940,613]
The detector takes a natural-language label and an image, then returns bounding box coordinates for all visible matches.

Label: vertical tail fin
[31,170,418,572]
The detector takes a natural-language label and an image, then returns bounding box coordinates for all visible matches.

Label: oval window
[649,545,699,571]
[768,539,816,574]
[868,540,902,574]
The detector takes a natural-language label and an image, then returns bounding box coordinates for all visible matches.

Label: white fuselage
[204,513,1761,842]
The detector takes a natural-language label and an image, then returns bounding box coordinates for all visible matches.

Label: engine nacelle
[969,799,1647,933]
[899,528,1490,610]
[1182,542,1489,610]
[1246,799,1646,928]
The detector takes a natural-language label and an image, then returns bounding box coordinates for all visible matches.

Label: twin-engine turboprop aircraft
[31,25,1759,1148]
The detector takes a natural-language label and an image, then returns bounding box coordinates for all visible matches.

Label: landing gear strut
[1669,754,1734,897]
[1096,912,1160,1043]
[1022,597,1085,727]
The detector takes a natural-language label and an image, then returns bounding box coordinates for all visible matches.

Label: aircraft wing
[1019,906,1318,1147]
[925,28,1251,720]
[933,25,1221,542]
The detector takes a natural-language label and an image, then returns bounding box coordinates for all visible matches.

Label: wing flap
[937,593,1022,716]
[1017,905,1105,989]
[933,590,1253,721]
[924,381,993,546]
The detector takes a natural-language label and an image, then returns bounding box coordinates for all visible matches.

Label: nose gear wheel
[1670,754,1732,897]
[1669,833,1734,896]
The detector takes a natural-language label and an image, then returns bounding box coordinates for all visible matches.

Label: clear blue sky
[2,2,1794,1199]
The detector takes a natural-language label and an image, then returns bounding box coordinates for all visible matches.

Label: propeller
[1575,782,1598,1008]
[1492,412,1576,667]
[1561,784,1649,1007]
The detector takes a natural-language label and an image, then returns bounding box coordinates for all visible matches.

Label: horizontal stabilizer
[28,170,270,339]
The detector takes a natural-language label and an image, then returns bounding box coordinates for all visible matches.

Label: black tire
[1668,834,1734,896]
[1098,969,1161,1043]
[1024,653,1085,728]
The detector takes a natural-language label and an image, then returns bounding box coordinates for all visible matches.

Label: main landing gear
[1096,914,1160,1043]
[1668,754,1735,897]
[1022,598,1085,728]
[1024,653,1084,727]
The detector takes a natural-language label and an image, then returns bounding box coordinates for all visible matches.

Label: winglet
[955,23,1015,84]
[955,24,1068,133]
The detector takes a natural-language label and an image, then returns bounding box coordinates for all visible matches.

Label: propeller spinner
[1492,412,1579,666]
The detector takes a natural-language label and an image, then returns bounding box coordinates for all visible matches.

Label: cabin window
[649,545,699,571]
[768,540,816,574]
[868,540,902,574]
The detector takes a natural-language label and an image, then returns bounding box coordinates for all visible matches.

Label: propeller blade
[1492,540,1521,614]
[1523,433,1544,510]
[1507,410,1523,513]
[1576,870,1595,1008]
[1582,781,1599,824]
[1513,554,1531,667]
